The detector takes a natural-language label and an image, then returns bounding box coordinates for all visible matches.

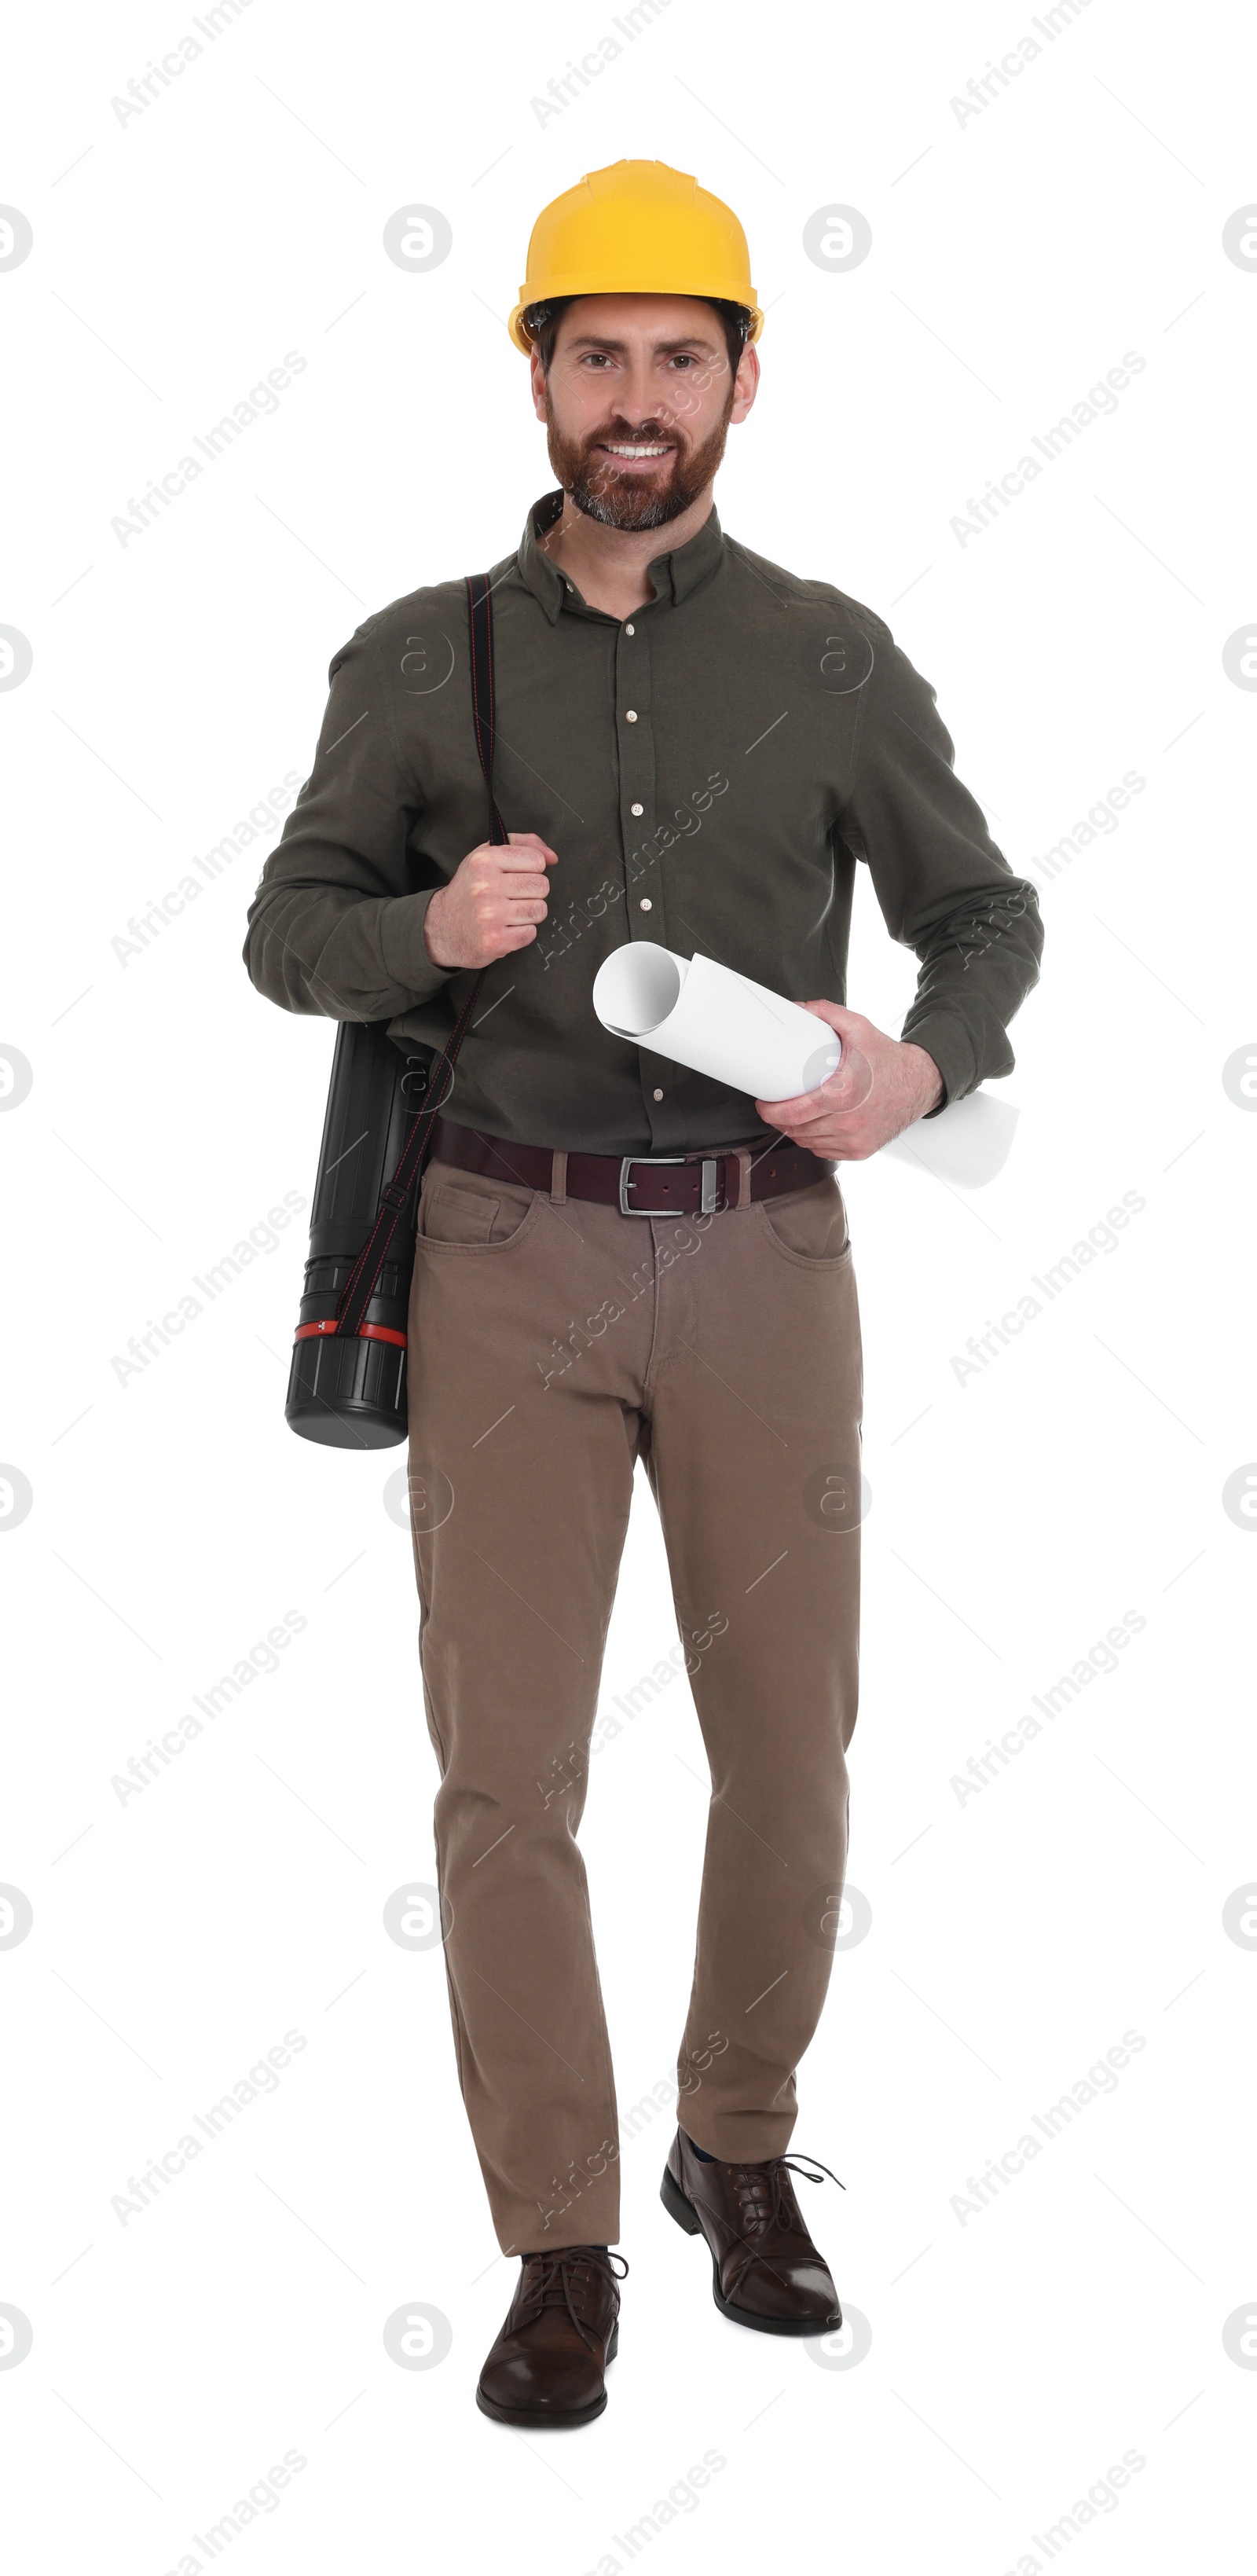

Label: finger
[504,833,559,863]
[793,1112,858,1148]
[489,886,551,914]
[780,1057,869,1117]
[758,1090,834,1128]
[491,862,556,888]
[808,1079,865,1120]
[768,1107,846,1149]
[798,1000,858,1036]
[498,903,550,927]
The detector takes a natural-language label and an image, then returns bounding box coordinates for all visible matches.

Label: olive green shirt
[244,493,1043,1154]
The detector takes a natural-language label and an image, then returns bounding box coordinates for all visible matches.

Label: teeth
[605,443,670,457]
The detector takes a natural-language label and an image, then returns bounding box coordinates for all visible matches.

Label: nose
[614,357,676,434]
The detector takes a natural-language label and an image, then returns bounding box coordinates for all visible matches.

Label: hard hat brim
[508,289,764,354]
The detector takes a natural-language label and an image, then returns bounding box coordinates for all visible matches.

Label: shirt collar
[516,489,726,622]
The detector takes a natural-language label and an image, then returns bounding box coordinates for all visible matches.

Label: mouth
[596,439,676,470]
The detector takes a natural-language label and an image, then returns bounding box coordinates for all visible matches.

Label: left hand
[757,1001,944,1161]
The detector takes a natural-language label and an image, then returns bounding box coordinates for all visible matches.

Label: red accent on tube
[294,1320,408,1349]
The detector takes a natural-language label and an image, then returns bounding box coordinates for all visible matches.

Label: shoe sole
[660,2164,842,2339]
[475,2322,618,2427]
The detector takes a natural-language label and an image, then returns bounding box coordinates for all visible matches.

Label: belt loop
[549,1149,568,1207]
[735,1150,752,1211]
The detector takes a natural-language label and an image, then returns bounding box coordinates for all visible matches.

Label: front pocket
[417,1172,537,1252]
[753,1180,852,1268]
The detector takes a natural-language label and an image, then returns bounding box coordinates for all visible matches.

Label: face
[530,294,759,531]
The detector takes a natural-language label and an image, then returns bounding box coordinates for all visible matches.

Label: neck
[539,486,715,620]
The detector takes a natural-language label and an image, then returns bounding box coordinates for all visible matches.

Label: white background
[2,0,1255,2567]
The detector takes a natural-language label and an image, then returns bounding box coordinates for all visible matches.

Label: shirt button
[625,709,638,723]
[652,1088,663,1101]
[565,582,574,592]
[625,622,635,636]
[639,897,652,911]
[630,802,643,816]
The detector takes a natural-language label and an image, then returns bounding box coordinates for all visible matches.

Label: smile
[599,442,673,459]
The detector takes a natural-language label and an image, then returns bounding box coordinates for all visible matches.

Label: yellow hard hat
[508,158,762,354]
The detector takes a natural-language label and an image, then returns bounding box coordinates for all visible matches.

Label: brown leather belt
[430,1116,832,1216]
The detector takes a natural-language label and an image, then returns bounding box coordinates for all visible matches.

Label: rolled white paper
[884,1089,1020,1189]
[592,944,841,1103]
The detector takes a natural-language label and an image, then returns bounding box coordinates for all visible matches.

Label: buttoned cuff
[899,1010,977,1117]
[379,891,458,1001]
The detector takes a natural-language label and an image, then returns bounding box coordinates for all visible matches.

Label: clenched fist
[423,834,559,969]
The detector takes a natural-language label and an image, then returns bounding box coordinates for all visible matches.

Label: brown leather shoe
[476,2246,627,2427]
[661,2129,843,2335]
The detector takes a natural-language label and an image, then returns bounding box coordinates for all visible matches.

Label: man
[244,159,1042,2427]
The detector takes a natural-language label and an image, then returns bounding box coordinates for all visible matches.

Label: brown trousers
[407,1146,863,2254]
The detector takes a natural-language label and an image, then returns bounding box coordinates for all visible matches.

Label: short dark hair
[526,296,752,381]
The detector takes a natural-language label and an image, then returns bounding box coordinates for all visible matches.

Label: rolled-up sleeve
[243,620,455,1018]
[840,629,1044,1107]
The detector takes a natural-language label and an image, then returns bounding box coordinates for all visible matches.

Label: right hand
[423,833,558,969]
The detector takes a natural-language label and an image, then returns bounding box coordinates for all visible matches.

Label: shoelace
[731,2151,846,2237]
[519,2247,630,2354]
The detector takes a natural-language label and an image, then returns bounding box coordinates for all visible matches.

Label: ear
[529,343,548,424]
[730,341,760,426]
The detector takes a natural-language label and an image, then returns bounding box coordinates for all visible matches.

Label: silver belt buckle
[618,1154,720,1216]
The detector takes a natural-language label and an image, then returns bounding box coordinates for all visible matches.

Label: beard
[544,393,735,532]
